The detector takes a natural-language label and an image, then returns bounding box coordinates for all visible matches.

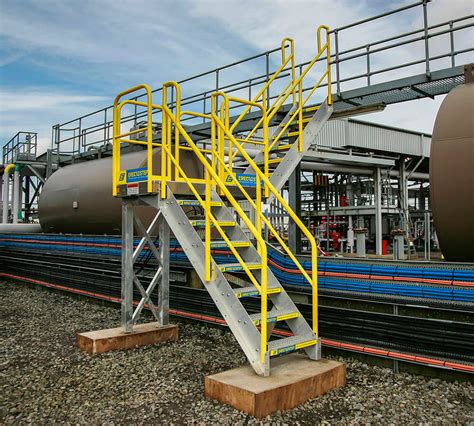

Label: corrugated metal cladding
[312,119,431,157]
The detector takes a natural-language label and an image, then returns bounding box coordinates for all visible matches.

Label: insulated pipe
[0,165,3,222]
[0,223,42,233]
[12,164,23,224]
[230,148,430,179]
[2,164,15,224]
[299,161,429,180]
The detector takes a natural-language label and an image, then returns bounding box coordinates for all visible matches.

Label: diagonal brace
[133,212,161,263]
[132,273,161,323]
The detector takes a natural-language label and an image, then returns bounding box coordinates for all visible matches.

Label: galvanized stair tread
[249,308,299,325]
[177,199,222,207]
[219,262,261,272]
[269,144,293,153]
[190,219,235,227]
[268,333,317,356]
[210,240,251,248]
[233,283,281,298]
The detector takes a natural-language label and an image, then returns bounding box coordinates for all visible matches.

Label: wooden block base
[205,354,345,418]
[76,322,178,355]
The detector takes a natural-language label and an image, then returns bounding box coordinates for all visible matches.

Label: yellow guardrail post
[281,37,296,105]
[163,82,181,184]
[112,99,120,197]
[205,168,211,281]
[112,84,153,196]
[298,79,303,152]
[211,95,319,337]
[317,25,332,106]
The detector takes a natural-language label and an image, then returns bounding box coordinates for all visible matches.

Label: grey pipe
[0,223,42,233]
[12,169,20,224]
[224,144,430,179]
[2,170,11,223]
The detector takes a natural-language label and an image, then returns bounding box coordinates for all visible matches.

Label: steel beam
[121,202,134,333]
[159,213,170,326]
[288,164,302,254]
[374,168,383,255]
[12,170,20,224]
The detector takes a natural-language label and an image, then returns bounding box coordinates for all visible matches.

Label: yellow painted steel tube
[281,37,296,105]
[113,84,153,195]
[180,111,211,120]
[117,138,161,147]
[298,81,303,152]
[212,105,319,337]
[225,95,268,182]
[116,126,150,139]
[163,82,181,182]
[112,87,160,196]
[240,78,294,146]
[161,98,168,198]
[117,98,162,193]
[160,123,263,293]
[205,168,211,281]
[4,164,15,174]
[267,48,327,123]
[302,69,329,106]
[229,54,292,133]
[268,108,299,151]
[232,138,265,146]
[317,25,332,105]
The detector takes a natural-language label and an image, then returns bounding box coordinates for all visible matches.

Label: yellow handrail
[212,92,319,337]
[161,101,269,363]
[113,85,163,196]
[225,25,331,183]
[112,24,332,364]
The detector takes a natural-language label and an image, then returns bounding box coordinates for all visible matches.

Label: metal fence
[51,0,473,159]
[3,132,38,164]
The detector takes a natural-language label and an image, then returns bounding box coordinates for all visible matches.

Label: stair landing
[205,354,345,418]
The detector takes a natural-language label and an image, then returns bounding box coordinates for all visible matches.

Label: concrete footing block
[205,354,345,418]
[76,322,178,355]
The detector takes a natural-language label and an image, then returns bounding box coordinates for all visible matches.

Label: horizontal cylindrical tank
[430,67,474,262]
[0,223,42,233]
[38,149,203,234]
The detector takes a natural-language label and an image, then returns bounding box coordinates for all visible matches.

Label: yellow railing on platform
[112,25,332,363]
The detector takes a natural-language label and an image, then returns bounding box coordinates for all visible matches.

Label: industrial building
[1,0,473,420]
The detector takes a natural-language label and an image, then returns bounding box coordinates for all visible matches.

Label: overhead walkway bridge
[50,1,473,166]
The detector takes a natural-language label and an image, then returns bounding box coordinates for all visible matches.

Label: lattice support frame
[121,198,170,333]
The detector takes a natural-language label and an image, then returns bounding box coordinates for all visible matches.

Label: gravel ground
[1,280,473,424]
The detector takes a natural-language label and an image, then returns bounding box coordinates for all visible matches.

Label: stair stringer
[269,101,333,198]
[211,191,319,359]
[151,189,268,375]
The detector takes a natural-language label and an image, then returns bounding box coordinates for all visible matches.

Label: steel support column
[399,158,409,238]
[159,214,170,326]
[0,174,4,224]
[2,172,9,224]
[288,164,302,254]
[374,167,383,255]
[12,169,20,224]
[121,202,134,333]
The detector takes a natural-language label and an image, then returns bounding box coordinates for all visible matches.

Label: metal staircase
[112,26,332,376]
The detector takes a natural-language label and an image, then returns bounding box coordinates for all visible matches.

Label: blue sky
[0,0,473,154]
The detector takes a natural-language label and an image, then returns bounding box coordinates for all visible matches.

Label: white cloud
[0,89,108,112]
[363,95,446,134]
[0,0,472,154]
[0,88,109,155]
[189,0,473,132]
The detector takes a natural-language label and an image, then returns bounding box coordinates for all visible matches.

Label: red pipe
[1,272,472,373]
[1,238,473,287]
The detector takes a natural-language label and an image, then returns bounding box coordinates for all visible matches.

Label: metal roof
[312,118,431,157]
